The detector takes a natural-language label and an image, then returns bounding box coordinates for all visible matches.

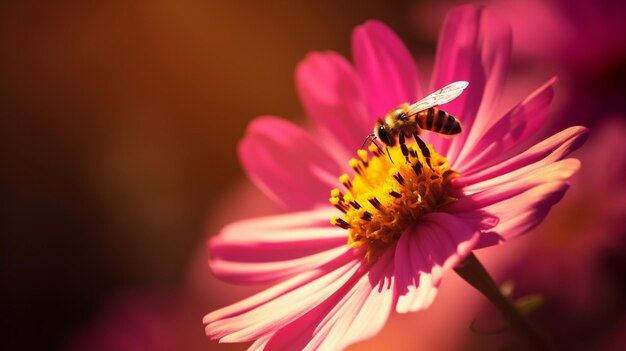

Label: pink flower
[204,5,587,350]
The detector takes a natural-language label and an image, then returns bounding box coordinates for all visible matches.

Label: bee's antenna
[385,146,394,164]
[362,133,394,164]
[370,138,394,164]
[361,133,375,150]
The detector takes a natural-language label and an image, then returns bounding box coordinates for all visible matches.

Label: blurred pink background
[2,1,625,350]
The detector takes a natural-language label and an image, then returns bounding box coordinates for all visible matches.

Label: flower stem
[454,252,552,351]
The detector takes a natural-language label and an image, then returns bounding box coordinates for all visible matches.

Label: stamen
[349,159,363,175]
[339,174,353,190]
[330,188,344,198]
[369,143,383,157]
[349,200,362,209]
[393,172,405,185]
[412,162,423,175]
[389,190,402,198]
[329,142,458,260]
[357,149,369,167]
[360,212,373,221]
[368,197,384,211]
[331,216,351,229]
[330,197,349,213]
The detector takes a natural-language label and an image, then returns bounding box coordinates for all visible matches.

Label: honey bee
[368,81,468,167]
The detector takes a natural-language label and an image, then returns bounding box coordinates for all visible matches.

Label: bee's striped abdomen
[416,107,462,135]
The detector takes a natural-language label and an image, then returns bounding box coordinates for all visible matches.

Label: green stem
[454,252,552,351]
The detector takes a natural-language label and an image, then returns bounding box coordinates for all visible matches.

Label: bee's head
[374,120,395,147]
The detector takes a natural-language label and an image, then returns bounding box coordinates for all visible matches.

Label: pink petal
[455,77,557,173]
[209,208,349,283]
[248,335,271,351]
[217,207,339,241]
[296,51,371,156]
[210,246,351,284]
[462,157,581,199]
[238,117,346,211]
[352,20,422,118]
[414,213,481,284]
[456,126,589,186]
[205,253,362,343]
[394,230,436,313]
[262,251,395,350]
[448,154,582,248]
[478,181,572,247]
[394,213,480,313]
[429,5,512,158]
[395,271,437,314]
[450,159,580,211]
[322,257,395,350]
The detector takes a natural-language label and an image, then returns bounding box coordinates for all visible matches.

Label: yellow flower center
[330,142,458,260]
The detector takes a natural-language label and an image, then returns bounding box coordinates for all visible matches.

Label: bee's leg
[413,132,433,169]
[398,133,410,163]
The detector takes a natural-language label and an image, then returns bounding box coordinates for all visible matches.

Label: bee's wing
[407,81,469,115]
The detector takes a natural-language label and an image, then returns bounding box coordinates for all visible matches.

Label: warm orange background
[2,1,430,350]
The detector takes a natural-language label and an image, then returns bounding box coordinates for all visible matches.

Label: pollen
[329,142,459,260]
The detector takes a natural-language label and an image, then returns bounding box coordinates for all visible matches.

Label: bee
[368,81,468,167]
